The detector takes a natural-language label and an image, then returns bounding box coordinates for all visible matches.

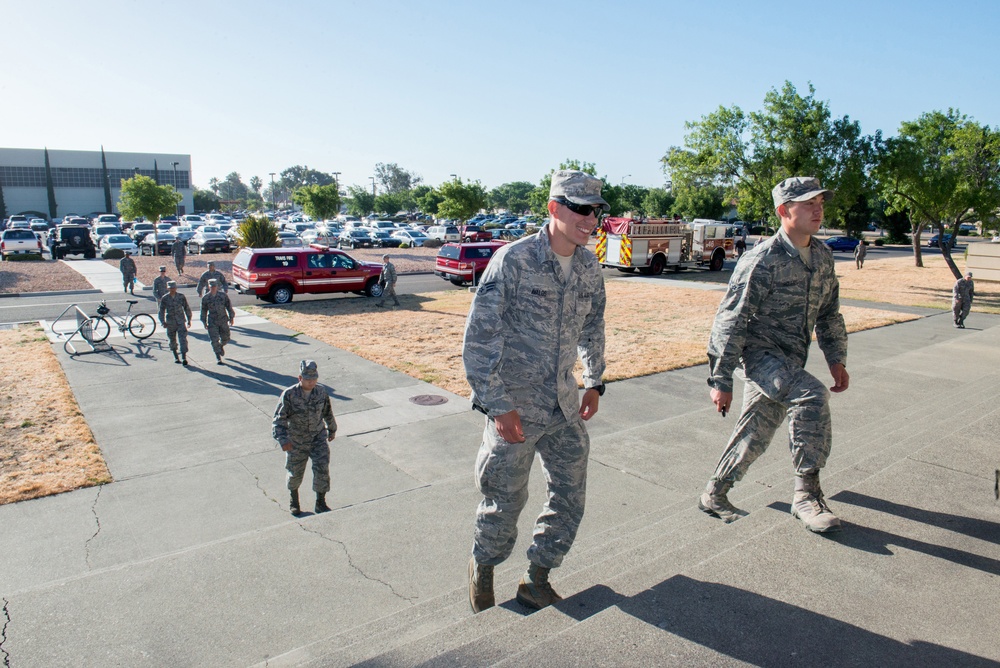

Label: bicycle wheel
[89,316,111,343]
[128,313,157,339]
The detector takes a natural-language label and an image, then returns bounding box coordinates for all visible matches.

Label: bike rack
[49,304,111,356]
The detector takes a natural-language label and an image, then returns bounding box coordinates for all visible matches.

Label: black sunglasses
[553,198,604,218]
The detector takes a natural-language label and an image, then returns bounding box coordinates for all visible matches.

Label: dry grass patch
[0,326,111,504]
[247,282,918,396]
[837,254,1000,313]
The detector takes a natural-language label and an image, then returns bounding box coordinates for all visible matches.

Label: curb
[0,289,103,299]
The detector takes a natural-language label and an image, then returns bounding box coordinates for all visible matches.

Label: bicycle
[88,299,157,342]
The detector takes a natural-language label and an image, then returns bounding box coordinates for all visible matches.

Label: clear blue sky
[3,0,999,193]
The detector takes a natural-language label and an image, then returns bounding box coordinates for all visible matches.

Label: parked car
[277,231,304,247]
[824,236,860,252]
[927,233,956,248]
[168,226,196,242]
[1,228,44,259]
[338,229,376,249]
[180,214,206,228]
[6,215,30,229]
[492,228,525,241]
[434,241,506,286]
[427,225,461,242]
[91,224,121,244]
[300,229,339,246]
[187,229,231,254]
[52,224,97,259]
[99,234,140,256]
[459,225,491,242]
[129,222,155,240]
[749,225,775,236]
[391,229,429,247]
[370,230,403,248]
[94,214,120,226]
[231,246,384,304]
[139,231,177,256]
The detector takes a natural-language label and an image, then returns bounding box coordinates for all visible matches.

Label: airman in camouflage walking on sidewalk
[375,254,400,307]
[953,271,975,328]
[172,238,186,275]
[197,262,228,297]
[700,176,850,534]
[152,266,170,303]
[272,360,338,516]
[200,278,235,365]
[158,280,192,365]
[464,169,608,613]
[119,251,137,294]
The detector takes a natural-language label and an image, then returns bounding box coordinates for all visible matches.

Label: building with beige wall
[966,242,1000,282]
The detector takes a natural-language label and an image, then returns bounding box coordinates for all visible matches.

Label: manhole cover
[410,394,449,406]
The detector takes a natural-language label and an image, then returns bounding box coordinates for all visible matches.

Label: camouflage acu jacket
[380,261,397,286]
[462,223,606,425]
[953,277,975,303]
[158,292,191,327]
[200,292,235,326]
[707,229,848,393]
[272,383,337,447]
[152,275,170,301]
[119,257,136,276]
[197,269,228,296]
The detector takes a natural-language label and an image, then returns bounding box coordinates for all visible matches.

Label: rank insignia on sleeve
[477,282,496,295]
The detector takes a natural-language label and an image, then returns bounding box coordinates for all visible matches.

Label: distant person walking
[119,251,137,295]
[952,271,975,328]
[272,360,337,517]
[200,278,235,364]
[158,280,192,365]
[375,254,400,307]
[172,238,186,275]
[197,261,228,297]
[854,240,867,269]
[735,237,747,258]
[152,265,170,304]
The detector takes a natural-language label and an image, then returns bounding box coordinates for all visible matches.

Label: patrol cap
[207,261,215,268]
[382,254,390,260]
[207,278,218,286]
[166,280,177,288]
[159,265,167,272]
[300,360,319,379]
[965,271,973,278]
[549,170,610,211]
[772,176,834,209]
[124,250,132,255]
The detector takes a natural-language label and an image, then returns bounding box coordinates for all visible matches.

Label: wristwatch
[588,383,606,396]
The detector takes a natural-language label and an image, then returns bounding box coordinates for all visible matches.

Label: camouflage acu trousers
[285,435,331,493]
[206,322,231,356]
[953,299,971,325]
[376,284,399,306]
[473,409,589,569]
[710,351,832,485]
[165,323,189,354]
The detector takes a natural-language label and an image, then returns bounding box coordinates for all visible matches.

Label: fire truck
[595,217,736,274]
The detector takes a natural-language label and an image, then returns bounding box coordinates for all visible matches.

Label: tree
[0,177,7,221]
[208,177,220,195]
[415,186,444,216]
[437,178,488,221]
[345,185,375,217]
[874,109,1000,274]
[218,172,249,202]
[663,82,877,226]
[529,159,598,216]
[671,183,727,220]
[154,160,160,185]
[101,146,113,213]
[604,183,649,217]
[194,189,220,213]
[489,181,535,213]
[293,184,342,221]
[374,162,422,194]
[643,187,675,218]
[374,192,405,215]
[249,175,263,200]
[44,147,57,219]
[118,175,182,252]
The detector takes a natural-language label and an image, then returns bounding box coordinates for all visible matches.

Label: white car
[427,225,461,242]
[99,234,139,256]
[180,214,206,228]
[91,224,121,244]
[391,229,430,247]
[301,229,338,246]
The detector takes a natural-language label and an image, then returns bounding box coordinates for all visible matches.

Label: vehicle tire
[269,284,294,304]
[128,313,157,339]
[616,267,636,273]
[649,255,665,276]
[450,278,465,286]
[85,250,96,259]
[364,278,382,298]
[89,316,111,342]
[709,249,725,271]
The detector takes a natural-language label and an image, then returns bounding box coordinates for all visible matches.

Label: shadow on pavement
[229,325,309,344]
[831,491,1000,545]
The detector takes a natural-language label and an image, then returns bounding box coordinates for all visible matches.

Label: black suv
[53,225,97,259]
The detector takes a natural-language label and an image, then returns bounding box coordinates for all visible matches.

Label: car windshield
[4,230,35,240]
[107,235,131,243]
[438,246,461,259]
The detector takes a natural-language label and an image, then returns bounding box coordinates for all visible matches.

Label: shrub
[2,253,43,261]
[237,214,278,248]
[423,238,444,248]
[102,248,125,259]
[398,242,410,249]
[873,238,884,246]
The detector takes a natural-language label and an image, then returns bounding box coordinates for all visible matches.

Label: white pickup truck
[1,228,44,259]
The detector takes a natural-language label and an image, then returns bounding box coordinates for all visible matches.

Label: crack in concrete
[344,426,391,440]
[905,456,996,481]
[84,485,104,570]
[298,524,416,604]
[0,597,10,668]
[238,461,284,510]
[590,456,672,490]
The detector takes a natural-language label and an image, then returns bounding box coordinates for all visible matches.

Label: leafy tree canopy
[117,175,181,223]
[643,187,675,218]
[279,165,335,191]
[345,185,375,217]
[293,184,342,221]
[437,178,488,221]
[374,162,422,194]
[670,183,727,220]
[489,181,535,213]
[193,189,220,212]
[416,187,444,216]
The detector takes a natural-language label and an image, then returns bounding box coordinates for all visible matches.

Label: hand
[829,363,850,393]
[159,321,166,327]
[494,410,525,443]
[579,388,600,421]
[327,432,336,442]
[229,318,235,326]
[187,320,192,327]
[710,388,733,415]
[281,442,294,452]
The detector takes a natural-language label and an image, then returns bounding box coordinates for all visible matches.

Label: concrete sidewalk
[2,305,999,666]
[62,257,148,293]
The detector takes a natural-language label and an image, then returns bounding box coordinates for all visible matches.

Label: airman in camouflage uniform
[465,169,607,613]
[272,360,337,516]
[200,279,235,365]
[158,280,192,365]
[171,238,186,275]
[700,177,850,534]
[854,241,867,269]
[375,254,400,307]
[197,262,228,297]
[119,251,137,294]
[152,266,170,303]
[952,271,975,328]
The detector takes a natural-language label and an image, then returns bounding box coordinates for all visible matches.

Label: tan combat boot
[791,473,841,533]
[469,558,495,613]
[516,563,562,611]
[698,480,749,523]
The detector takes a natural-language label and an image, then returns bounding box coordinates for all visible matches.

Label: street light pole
[369,176,376,199]
[269,173,276,212]
[621,175,631,186]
